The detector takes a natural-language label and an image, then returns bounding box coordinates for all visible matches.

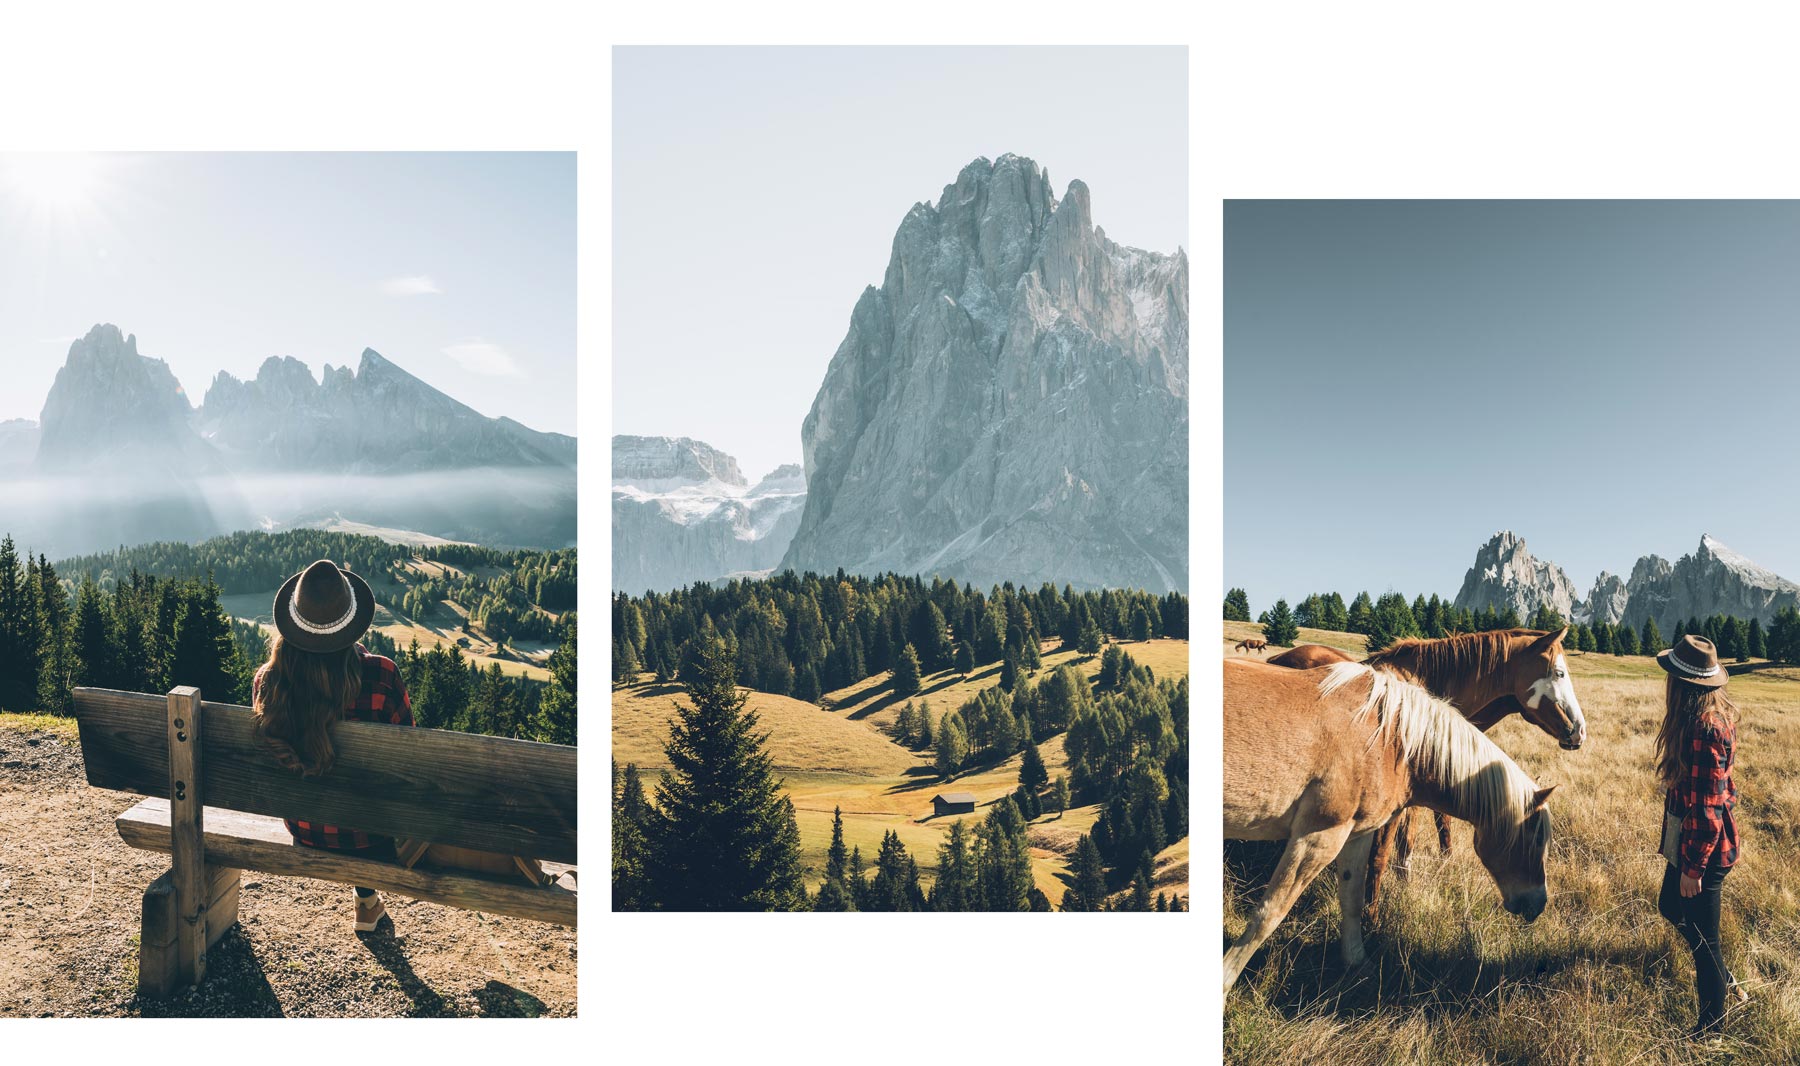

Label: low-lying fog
[0,466,577,559]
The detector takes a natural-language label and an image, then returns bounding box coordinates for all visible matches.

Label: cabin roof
[933,792,978,805]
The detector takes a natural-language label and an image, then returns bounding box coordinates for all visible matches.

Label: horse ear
[1534,627,1568,649]
[1530,784,1557,811]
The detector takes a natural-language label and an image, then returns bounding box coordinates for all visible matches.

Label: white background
[6,0,1800,1061]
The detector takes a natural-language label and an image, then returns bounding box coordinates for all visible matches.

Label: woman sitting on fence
[250,559,413,934]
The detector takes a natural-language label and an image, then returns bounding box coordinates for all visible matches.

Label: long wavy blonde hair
[252,634,361,778]
[1653,675,1738,790]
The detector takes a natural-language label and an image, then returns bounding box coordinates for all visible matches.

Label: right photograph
[1224,201,1800,1060]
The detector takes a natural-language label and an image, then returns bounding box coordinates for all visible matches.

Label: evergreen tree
[0,535,42,712]
[1063,833,1107,911]
[1614,623,1640,656]
[1365,592,1420,653]
[1750,616,1768,659]
[1322,592,1350,631]
[1733,617,1753,662]
[71,575,114,689]
[1077,616,1103,657]
[1261,598,1300,647]
[1640,616,1664,657]
[934,821,977,911]
[168,578,246,703]
[612,631,640,684]
[1019,737,1049,794]
[649,636,806,910]
[1346,591,1375,635]
[999,646,1020,692]
[1127,852,1155,911]
[35,556,72,716]
[892,642,923,697]
[908,601,953,673]
[1052,774,1071,819]
[1223,588,1251,623]
[535,616,577,745]
[1129,603,1153,642]
[934,714,968,779]
[954,640,974,675]
[611,762,654,910]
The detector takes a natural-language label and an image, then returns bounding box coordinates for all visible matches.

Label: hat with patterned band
[1656,633,1729,689]
[273,559,376,654]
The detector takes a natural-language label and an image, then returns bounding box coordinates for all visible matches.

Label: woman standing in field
[1654,634,1749,1037]
[251,559,415,934]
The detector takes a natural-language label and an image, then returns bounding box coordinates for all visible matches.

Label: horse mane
[1320,661,1538,843]
[1364,629,1546,692]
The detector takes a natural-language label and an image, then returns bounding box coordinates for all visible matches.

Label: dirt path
[0,720,576,1018]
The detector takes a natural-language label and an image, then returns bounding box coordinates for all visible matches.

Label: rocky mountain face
[35,325,221,475]
[8,324,574,556]
[1452,531,1581,623]
[1453,531,1800,632]
[198,350,574,473]
[778,154,1188,593]
[613,435,805,594]
[1617,535,1800,631]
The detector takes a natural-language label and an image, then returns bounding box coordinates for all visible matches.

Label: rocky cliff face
[778,154,1188,592]
[613,436,805,594]
[1584,571,1630,626]
[1618,535,1800,632]
[36,325,220,475]
[1452,531,1581,621]
[198,349,574,473]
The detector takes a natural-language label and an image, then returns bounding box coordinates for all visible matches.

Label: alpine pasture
[1222,621,1800,1064]
[613,637,1191,905]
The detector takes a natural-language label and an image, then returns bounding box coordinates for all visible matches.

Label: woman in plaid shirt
[250,560,415,933]
[1653,634,1748,1037]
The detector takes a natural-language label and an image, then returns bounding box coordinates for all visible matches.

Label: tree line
[1228,584,1800,663]
[614,570,1188,704]
[0,531,576,746]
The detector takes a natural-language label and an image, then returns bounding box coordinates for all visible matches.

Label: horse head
[1510,628,1587,750]
[1473,784,1555,922]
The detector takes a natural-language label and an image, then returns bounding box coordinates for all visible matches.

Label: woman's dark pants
[1658,861,1731,1031]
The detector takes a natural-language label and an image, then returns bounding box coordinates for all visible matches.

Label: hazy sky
[1226,200,1800,612]
[614,46,1188,481]
[0,152,575,434]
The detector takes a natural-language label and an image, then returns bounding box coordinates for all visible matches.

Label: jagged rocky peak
[612,435,746,488]
[1585,571,1630,626]
[781,153,1188,593]
[1452,530,1580,622]
[750,463,806,495]
[36,323,210,473]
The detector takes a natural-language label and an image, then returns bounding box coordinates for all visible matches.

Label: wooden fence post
[167,686,206,988]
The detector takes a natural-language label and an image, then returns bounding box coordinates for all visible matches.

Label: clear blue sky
[1226,200,1800,612]
[0,152,575,434]
[613,46,1188,482]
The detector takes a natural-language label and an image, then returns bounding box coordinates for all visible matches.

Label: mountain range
[615,154,1189,596]
[4,324,575,556]
[1452,530,1800,632]
[612,435,804,595]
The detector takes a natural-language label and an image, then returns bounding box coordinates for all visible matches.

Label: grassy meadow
[1222,622,1800,1064]
[612,637,1191,905]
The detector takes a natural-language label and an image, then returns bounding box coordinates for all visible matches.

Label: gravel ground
[0,720,577,1018]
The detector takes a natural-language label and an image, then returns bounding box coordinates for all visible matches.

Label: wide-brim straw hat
[1657,633,1729,689]
[273,559,375,654]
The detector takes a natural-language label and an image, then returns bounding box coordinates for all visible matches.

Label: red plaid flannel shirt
[1665,715,1738,882]
[256,645,414,851]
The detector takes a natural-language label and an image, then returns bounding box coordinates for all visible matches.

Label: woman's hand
[1681,873,1702,898]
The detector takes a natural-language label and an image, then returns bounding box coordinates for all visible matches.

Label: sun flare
[0,152,110,220]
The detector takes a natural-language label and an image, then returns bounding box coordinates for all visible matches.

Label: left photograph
[0,152,578,1018]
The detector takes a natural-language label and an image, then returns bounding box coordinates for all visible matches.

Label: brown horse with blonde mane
[1320,628,1586,919]
[1223,657,1555,994]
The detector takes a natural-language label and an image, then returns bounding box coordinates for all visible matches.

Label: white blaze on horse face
[1526,654,1586,744]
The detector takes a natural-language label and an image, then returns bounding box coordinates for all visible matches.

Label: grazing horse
[1235,638,1270,654]
[1355,628,1585,918]
[1267,643,1355,669]
[1223,658,1555,994]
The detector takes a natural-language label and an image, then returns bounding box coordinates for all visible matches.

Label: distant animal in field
[1343,628,1585,921]
[1222,657,1555,994]
[1267,644,1355,669]
[1235,638,1270,654]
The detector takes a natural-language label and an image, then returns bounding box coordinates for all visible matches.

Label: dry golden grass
[1224,631,1800,1063]
[613,638,1191,901]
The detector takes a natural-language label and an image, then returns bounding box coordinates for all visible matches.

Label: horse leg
[1336,830,1378,970]
[1224,821,1353,995]
[1436,811,1452,853]
[1394,807,1414,879]
[1362,812,1403,926]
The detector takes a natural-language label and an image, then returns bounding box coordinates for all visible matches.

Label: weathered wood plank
[118,799,577,927]
[167,686,206,987]
[139,870,178,998]
[76,687,576,864]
